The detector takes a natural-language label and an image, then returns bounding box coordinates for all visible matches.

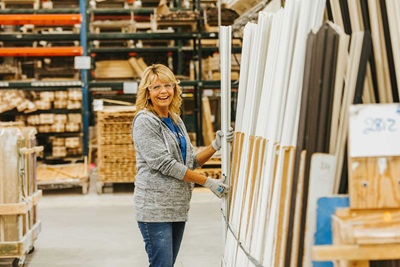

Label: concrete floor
[0,178,223,267]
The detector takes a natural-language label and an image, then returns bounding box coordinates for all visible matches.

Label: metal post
[80,0,89,156]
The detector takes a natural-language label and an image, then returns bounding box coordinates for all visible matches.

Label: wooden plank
[386,0,400,99]
[228,132,245,220]
[367,0,393,103]
[328,23,350,154]
[316,24,339,153]
[312,244,400,261]
[348,157,400,209]
[334,32,366,193]
[290,150,306,267]
[243,137,267,252]
[201,96,214,146]
[238,136,266,247]
[379,0,399,102]
[275,146,296,267]
[333,208,400,245]
[0,203,30,216]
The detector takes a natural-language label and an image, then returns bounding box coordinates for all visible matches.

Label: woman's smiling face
[148,78,175,117]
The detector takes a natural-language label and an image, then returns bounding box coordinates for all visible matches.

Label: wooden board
[348,156,400,209]
[367,0,393,103]
[312,244,400,261]
[201,96,214,146]
[386,0,400,100]
[333,208,400,245]
[290,150,306,267]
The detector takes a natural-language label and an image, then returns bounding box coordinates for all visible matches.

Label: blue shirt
[162,117,187,164]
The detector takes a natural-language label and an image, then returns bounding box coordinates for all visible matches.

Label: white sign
[93,99,103,111]
[123,82,138,94]
[74,56,91,69]
[349,104,400,157]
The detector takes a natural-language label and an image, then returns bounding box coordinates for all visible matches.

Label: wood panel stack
[223,0,400,266]
[96,106,136,193]
[0,126,42,266]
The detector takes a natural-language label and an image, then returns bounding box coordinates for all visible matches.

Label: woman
[131,64,233,267]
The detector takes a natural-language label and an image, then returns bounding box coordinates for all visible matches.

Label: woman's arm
[182,168,208,185]
[195,145,217,167]
[182,166,229,198]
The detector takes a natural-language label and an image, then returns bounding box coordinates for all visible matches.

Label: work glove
[211,127,234,151]
[204,177,229,198]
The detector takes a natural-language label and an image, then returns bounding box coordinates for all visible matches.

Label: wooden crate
[0,126,42,267]
[333,208,400,245]
[0,127,24,242]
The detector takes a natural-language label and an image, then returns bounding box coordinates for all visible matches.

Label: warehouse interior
[1,0,400,266]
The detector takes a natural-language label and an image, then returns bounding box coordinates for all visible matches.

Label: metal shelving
[0,0,242,148]
[0,0,88,160]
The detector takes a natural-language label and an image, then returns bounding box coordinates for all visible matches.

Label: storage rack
[0,0,242,154]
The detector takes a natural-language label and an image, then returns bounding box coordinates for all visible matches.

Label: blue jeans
[138,221,186,267]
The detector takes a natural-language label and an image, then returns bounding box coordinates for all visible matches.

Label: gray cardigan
[131,110,200,222]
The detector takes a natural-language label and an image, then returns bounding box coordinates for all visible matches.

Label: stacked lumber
[201,54,241,81]
[94,57,147,79]
[0,126,42,263]
[96,106,137,184]
[224,0,400,265]
[0,89,82,114]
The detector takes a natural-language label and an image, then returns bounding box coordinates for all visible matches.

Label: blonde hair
[136,64,182,123]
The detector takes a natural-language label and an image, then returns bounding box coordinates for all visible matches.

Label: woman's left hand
[225,127,234,143]
[212,127,235,151]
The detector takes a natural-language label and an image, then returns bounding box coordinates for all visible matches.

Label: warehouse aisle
[1,178,222,267]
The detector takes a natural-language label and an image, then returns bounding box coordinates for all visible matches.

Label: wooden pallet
[36,163,89,194]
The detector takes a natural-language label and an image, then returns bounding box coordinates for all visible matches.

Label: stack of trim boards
[0,126,42,266]
[221,0,393,266]
[224,0,326,265]
[328,0,399,103]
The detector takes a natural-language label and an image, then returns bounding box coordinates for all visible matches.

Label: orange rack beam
[0,47,83,57]
[0,14,81,25]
